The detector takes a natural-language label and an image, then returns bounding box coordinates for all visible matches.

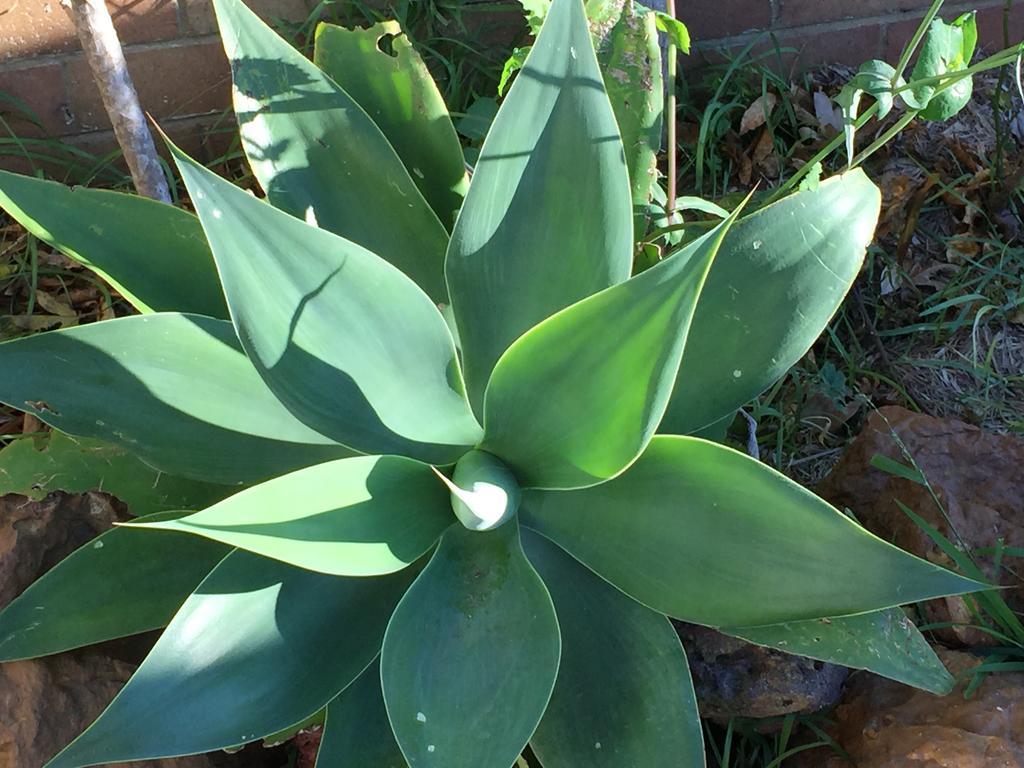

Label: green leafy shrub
[0,0,986,766]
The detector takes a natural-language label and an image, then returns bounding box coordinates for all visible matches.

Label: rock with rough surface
[818,407,1024,645]
[676,623,848,722]
[793,649,1024,768]
[0,491,123,607]
[0,492,280,768]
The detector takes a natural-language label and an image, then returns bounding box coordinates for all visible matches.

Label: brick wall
[0,0,1021,172]
[688,0,1023,72]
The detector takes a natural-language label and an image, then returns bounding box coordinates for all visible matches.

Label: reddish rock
[0,493,282,767]
[817,407,1024,645]
[1,492,124,607]
[794,649,1024,768]
[676,623,847,722]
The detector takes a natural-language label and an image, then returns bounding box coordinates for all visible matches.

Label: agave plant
[0,0,984,766]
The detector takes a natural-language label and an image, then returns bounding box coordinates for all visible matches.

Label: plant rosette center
[441,450,521,531]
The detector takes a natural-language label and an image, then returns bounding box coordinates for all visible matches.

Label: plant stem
[763,102,880,205]
[893,0,945,83]
[850,109,918,167]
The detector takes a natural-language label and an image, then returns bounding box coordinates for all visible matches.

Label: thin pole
[69,0,171,202]
[665,0,677,215]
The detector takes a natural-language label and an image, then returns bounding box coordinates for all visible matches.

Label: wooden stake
[67,0,171,202]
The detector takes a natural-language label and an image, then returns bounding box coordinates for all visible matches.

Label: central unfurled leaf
[523,529,704,768]
[0,313,349,484]
[313,20,468,229]
[214,0,450,301]
[483,217,735,490]
[380,523,560,768]
[45,552,416,768]
[446,0,634,412]
[0,513,227,662]
[131,455,452,576]
[521,436,985,627]
[0,170,226,317]
[661,171,881,435]
[172,146,482,464]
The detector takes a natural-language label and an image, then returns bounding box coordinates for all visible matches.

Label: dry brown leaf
[34,290,77,318]
[945,237,981,264]
[740,93,778,135]
[813,91,843,133]
[8,314,76,331]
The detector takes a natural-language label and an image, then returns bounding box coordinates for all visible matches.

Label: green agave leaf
[381,523,560,768]
[214,0,449,301]
[172,145,482,465]
[0,170,225,317]
[522,529,704,768]
[520,436,984,627]
[45,551,415,768]
[0,431,229,517]
[727,608,955,695]
[446,0,634,412]
[908,13,978,120]
[132,455,452,577]
[313,20,468,229]
[660,171,880,435]
[0,512,227,661]
[483,215,735,490]
[317,662,405,768]
[0,313,349,484]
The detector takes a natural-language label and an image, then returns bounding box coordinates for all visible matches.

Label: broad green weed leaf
[318,662,405,768]
[314,20,468,230]
[446,0,633,412]
[0,314,349,484]
[172,145,482,464]
[836,60,902,164]
[0,512,227,662]
[132,455,451,577]
[661,171,880,435]
[520,436,984,626]
[0,170,225,317]
[214,0,450,301]
[523,529,704,768]
[381,523,560,768]
[727,608,955,695]
[45,552,415,768]
[483,216,735,490]
[0,431,229,517]
[908,13,978,120]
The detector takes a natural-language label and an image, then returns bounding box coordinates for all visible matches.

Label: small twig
[67,0,170,201]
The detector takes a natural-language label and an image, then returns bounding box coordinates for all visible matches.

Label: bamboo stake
[67,0,171,201]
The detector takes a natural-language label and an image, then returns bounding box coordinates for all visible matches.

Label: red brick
[63,39,232,134]
[776,0,931,29]
[0,62,68,136]
[182,0,308,35]
[0,0,180,61]
[973,4,1024,52]
[680,0,773,42]
[694,20,884,74]
[63,111,237,166]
